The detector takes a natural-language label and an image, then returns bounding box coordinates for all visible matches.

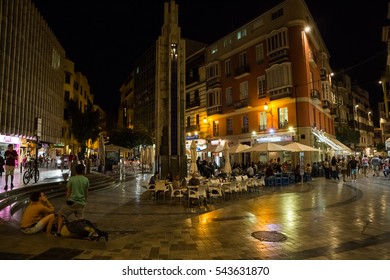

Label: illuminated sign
[0,135,20,144]
[255,135,292,143]
[185,135,199,140]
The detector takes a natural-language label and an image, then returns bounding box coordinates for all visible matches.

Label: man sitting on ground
[20,191,56,235]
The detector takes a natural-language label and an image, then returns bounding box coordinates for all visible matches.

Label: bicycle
[23,161,40,185]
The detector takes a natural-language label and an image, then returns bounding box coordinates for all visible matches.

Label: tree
[336,127,360,147]
[68,99,101,159]
[108,124,153,150]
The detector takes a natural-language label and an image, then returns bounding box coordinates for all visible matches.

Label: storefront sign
[185,135,199,140]
[255,134,293,143]
[0,135,20,144]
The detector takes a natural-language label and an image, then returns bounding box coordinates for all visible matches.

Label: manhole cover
[251,231,287,242]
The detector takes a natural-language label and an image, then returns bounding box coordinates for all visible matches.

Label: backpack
[66,219,108,241]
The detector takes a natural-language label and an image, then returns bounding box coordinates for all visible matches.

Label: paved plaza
[0,169,390,260]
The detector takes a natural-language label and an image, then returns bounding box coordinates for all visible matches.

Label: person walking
[361,155,369,177]
[55,163,89,236]
[323,158,330,179]
[0,153,4,176]
[330,156,339,180]
[349,157,359,182]
[3,144,18,191]
[340,157,348,182]
[371,155,381,177]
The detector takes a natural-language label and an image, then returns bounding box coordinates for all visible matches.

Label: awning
[311,128,351,154]
[331,137,352,154]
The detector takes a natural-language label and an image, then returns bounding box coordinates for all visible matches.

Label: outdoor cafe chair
[146,183,156,199]
[169,184,184,204]
[208,184,223,204]
[155,181,169,200]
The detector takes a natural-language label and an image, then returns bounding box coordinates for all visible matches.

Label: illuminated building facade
[204,0,348,163]
[0,0,65,160]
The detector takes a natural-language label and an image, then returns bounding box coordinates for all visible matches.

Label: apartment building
[62,59,94,155]
[184,41,209,155]
[203,0,350,164]
[118,72,135,130]
[350,84,375,154]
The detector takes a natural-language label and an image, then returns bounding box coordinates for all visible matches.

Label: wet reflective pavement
[0,172,389,260]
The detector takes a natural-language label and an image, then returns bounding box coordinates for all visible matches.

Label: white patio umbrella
[245,142,288,153]
[222,142,232,174]
[228,143,251,154]
[283,142,319,152]
[202,144,224,153]
[189,141,198,174]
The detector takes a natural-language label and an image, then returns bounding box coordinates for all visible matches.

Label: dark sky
[32,0,389,118]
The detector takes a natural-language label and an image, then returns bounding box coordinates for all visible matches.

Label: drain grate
[251,231,287,242]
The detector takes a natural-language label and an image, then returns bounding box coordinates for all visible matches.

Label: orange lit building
[203,0,349,164]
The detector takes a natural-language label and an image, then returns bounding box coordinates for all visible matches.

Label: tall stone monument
[155,0,187,179]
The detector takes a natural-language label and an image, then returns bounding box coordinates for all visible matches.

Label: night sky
[32,0,389,120]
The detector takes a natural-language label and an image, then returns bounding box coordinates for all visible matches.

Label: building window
[225,59,231,77]
[223,37,232,47]
[65,72,71,84]
[64,90,70,101]
[207,89,222,107]
[226,87,233,106]
[239,52,247,68]
[259,112,267,131]
[186,93,190,104]
[255,43,264,63]
[213,121,219,136]
[271,8,284,20]
[240,81,248,101]
[242,115,249,133]
[237,28,247,40]
[266,28,288,54]
[266,62,292,94]
[227,118,233,135]
[278,107,288,128]
[257,76,266,99]
[196,114,199,125]
[194,90,200,101]
[206,62,220,79]
[187,116,190,128]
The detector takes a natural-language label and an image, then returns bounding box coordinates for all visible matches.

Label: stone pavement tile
[2,174,390,260]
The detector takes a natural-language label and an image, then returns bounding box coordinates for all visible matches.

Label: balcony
[186,99,200,109]
[268,48,289,64]
[206,76,221,88]
[234,64,250,79]
[186,125,200,133]
[311,89,321,105]
[278,121,289,129]
[259,125,267,132]
[269,87,292,101]
[234,98,249,110]
[322,100,330,112]
[207,105,222,116]
[308,49,317,68]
